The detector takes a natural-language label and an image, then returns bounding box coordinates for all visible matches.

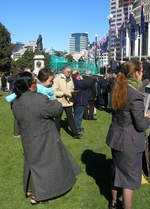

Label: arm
[39,95,63,118]
[130,93,150,131]
[6,93,17,103]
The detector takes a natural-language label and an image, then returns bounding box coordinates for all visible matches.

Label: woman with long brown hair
[106,60,150,209]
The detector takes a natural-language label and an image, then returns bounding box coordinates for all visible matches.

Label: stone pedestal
[33,54,45,75]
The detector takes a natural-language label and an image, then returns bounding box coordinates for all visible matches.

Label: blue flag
[129,9,137,40]
[105,33,109,52]
[141,0,146,37]
[121,21,125,46]
[99,38,104,55]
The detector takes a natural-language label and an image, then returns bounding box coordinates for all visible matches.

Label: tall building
[125,0,150,60]
[12,41,37,61]
[70,33,88,53]
[109,0,134,61]
[13,42,24,52]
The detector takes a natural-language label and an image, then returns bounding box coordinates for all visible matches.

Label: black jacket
[82,75,96,100]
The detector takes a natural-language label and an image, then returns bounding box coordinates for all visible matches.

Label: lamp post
[95,34,98,67]
[88,43,90,62]
[107,14,113,65]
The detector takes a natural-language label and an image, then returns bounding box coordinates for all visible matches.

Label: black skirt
[111,149,143,190]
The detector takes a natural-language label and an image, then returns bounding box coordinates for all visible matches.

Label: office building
[70,33,88,53]
[13,42,24,52]
[109,0,134,61]
[125,0,150,60]
[12,41,37,61]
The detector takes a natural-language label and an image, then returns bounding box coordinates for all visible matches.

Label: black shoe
[98,105,103,111]
[78,128,84,132]
[73,133,82,139]
[108,202,117,209]
[89,118,97,120]
[117,200,124,208]
[83,118,88,120]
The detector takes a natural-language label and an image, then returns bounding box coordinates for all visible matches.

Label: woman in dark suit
[12,72,81,205]
[106,60,150,209]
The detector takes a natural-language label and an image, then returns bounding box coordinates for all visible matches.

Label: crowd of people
[2,58,150,208]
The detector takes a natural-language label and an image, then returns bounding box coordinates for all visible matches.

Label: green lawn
[0,90,150,209]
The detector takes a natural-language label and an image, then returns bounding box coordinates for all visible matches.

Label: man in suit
[72,70,89,132]
[82,70,97,120]
[53,65,82,139]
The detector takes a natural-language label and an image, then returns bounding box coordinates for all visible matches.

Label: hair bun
[120,67,128,76]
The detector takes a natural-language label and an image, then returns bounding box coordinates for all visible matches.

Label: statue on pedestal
[36,34,43,54]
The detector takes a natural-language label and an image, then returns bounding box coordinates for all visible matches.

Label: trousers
[74,105,84,130]
[83,100,95,120]
[55,106,78,135]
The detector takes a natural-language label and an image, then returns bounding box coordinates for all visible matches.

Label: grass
[0,90,150,209]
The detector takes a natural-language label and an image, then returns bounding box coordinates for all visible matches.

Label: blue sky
[0,0,110,52]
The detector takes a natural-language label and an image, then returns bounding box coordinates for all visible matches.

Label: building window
[111,2,116,5]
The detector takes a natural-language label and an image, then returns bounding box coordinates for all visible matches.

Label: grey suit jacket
[106,85,150,153]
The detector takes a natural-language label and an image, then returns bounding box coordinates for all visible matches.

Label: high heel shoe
[30,197,50,205]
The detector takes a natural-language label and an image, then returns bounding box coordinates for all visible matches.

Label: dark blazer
[82,75,96,100]
[106,85,150,153]
[12,92,81,201]
[142,61,150,80]
[99,78,108,106]
[8,75,17,92]
[73,79,89,106]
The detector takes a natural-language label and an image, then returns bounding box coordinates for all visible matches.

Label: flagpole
[121,25,124,62]
[129,27,131,60]
[139,0,142,62]
[114,47,116,60]
[139,33,142,62]
[139,0,145,62]
[121,46,123,62]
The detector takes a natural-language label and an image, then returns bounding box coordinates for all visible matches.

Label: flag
[114,23,118,47]
[129,8,137,40]
[121,14,126,46]
[141,0,146,37]
[105,32,109,52]
[99,38,104,56]
[102,36,107,52]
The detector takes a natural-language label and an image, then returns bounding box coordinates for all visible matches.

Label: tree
[0,22,14,72]
[15,50,35,70]
[65,54,73,62]
[54,50,68,57]
[43,52,51,69]
[15,51,51,71]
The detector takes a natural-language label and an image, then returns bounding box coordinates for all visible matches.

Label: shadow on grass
[61,119,72,136]
[81,149,112,202]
